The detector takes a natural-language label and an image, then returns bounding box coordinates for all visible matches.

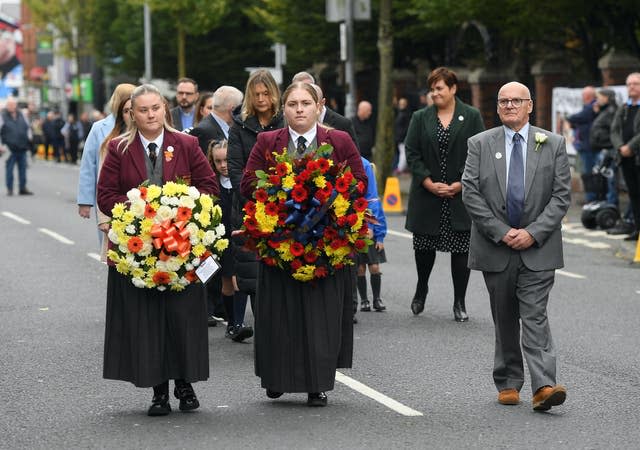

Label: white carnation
[179,196,196,209]
[165,257,182,272]
[127,188,141,202]
[160,196,171,205]
[132,277,146,288]
[215,224,226,237]
[169,197,180,206]
[192,257,201,267]
[108,229,119,244]
[185,263,194,271]
[202,230,216,246]
[156,205,174,221]
[139,242,153,256]
[157,285,167,292]
[125,224,136,234]
[129,199,146,218]
[188,186,201,199]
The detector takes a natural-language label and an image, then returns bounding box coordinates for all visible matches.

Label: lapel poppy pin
[164,145,174,162]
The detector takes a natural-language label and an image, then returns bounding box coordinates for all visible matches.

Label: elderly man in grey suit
[461,81,571,412]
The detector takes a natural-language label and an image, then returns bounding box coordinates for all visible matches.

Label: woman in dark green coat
[404,67,484,321]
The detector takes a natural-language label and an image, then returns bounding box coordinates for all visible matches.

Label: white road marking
[557,269,586,279]
[1,211,31,224]
[563,237,610,249]
[387,229,412,239]
[636,291,640,295]
[38,228,74,245]
[87,253,104,262]
[335,371,423,416]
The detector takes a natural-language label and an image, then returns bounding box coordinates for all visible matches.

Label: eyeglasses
[498,98,530,108]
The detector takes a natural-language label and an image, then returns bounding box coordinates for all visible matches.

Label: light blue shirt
[503,122,529,189]
[211,112,230,139]
[180,110,194,129]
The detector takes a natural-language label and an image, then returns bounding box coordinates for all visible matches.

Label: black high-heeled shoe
[307,392,327,407]
[453,298,469,322]
[411,298,425,315]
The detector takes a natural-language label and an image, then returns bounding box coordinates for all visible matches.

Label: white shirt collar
[503,123,530,145]
[139,131,165,155]
[318,106,327,123]
[288,126,317,149]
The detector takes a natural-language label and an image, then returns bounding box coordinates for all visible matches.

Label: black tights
[413,250,470,302]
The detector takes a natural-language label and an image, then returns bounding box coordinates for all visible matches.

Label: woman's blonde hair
[240,69,280,121]
[117,84,178,152]
[99,84,136,159]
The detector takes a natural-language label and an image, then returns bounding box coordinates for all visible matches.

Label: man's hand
[502,228,535,250]
[78,205,92,218]
[620,145,633,158]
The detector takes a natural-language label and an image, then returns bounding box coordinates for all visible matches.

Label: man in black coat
[351,101,375,161]
[189,85,243,154]
[170,77,199,131]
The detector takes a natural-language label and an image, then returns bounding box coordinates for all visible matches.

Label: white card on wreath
[195,256,221,283]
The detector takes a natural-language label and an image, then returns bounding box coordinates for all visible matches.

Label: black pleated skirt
[254,264,354,393]
[103,267,209,388]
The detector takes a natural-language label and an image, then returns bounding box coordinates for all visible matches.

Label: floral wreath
[241,144,371,282]
[107,181,228,291]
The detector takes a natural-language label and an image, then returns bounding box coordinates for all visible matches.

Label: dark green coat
[404,99,484,235]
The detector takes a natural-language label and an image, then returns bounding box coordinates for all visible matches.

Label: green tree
[126,0,229,78]
[374,0,394,192]
[25,0,97,108]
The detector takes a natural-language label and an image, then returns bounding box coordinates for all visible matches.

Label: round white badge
[458,115,464,121]
[495,152,503,160]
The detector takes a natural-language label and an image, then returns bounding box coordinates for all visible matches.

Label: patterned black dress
[413,119,470,254]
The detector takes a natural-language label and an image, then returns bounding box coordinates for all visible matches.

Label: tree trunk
[374,0,394,195]
[177,27,186,78]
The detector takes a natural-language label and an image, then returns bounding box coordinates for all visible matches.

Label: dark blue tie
[507,133,524,228]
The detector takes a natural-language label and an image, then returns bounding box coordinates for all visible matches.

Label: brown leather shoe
[497,388,520,405]
[532,385,567,411]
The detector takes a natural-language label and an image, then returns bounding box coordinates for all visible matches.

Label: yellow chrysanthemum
[111,221,126,235]
[255,202,278,233]
[292,265,316,282]
[146,185,162,201]
[145,255,157,267]
[140,218,154,234]
[212,204,223,223]
[170,283,186,292]
[276,243,295,262]
[131,268,145,279]
[277,190,288,201]
[214,239,229,253]
[313,176,327,189]
[350,212,364,232]
[332,195,350,217]
[107,249,120,263]
[121,211,135,224]
[198,211,211,228]
[199,194,213,212]
[192,244,206,257]
[111,203,126,219]
[282,174,295,190]
[162,182,179,196]
[116,259,131,275]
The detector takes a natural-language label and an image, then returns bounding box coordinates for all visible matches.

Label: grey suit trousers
[483,250,557,393]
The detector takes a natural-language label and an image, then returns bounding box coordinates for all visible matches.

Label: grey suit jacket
[461,125,571,272]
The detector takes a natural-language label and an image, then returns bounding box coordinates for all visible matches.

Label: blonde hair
[240,69,280,121]
[117,84,178,152]
[108,83,136,116]
[99,86,136,159]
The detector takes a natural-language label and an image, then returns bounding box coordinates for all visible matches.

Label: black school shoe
[174,382,200,411]
[307,392,327,407]
[147,393,171,416]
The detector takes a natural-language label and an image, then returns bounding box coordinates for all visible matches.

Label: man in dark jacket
[189,85,243,154]
[2,97,33,195]
[590,89,619,207]
[567,86,597,202]
[351,101,375,161]
[610,73,640,241]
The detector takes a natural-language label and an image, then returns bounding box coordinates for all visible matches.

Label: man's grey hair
[213,85,244,111]
[292,71,315,84]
